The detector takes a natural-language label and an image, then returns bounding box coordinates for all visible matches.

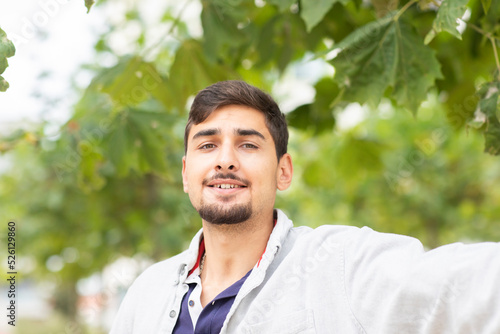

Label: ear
[182,156,189,193]
[277,153,293,191]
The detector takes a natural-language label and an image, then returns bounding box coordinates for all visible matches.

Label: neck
[200,210,274,286]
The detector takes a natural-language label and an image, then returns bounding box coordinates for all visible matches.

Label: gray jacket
[110,209,500,333]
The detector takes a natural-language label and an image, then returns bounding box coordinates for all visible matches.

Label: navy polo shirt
[172,269,251,334]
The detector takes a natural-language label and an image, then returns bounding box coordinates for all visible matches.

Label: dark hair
[184,80,289,160]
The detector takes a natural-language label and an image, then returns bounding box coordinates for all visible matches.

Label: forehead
[189,105,270,138]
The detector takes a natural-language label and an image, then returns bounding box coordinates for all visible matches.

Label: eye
[200,143,215,150]
[242,143,258,149]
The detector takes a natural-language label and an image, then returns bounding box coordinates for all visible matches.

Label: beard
[197,201,252,225]
[197,172,252,225]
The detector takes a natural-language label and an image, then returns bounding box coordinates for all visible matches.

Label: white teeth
[215,184,241,189]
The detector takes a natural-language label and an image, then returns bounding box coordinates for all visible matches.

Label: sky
[0,0,110,138]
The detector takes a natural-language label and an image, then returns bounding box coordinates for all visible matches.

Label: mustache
[202,173,250,186]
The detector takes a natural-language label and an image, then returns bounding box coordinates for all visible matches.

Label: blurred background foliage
[1,0,500,332]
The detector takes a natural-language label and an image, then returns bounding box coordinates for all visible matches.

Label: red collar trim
[188,237,206,276]
[257,218,277,267]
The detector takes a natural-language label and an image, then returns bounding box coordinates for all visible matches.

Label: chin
[197,203,252,225]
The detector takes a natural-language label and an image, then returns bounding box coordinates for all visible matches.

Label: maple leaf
[89,56,172,111]
[424,0,469,44]
[329,15,443,114]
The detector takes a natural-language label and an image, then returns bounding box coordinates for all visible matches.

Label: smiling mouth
[209,184,246,189]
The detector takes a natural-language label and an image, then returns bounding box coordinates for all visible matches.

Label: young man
[110,81,500,333]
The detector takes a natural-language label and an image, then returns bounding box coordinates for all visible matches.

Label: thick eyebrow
[235,128,266,141]
[192,127,266,141]
[192,128,221,141]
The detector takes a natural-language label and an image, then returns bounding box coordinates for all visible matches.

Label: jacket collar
[178,209,294,281]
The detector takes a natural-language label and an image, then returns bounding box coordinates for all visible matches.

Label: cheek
[186,156,209,177]
[251,161,278,190]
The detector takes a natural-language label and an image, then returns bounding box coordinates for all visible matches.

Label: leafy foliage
[0,27,15,92]
[284,98,500,248]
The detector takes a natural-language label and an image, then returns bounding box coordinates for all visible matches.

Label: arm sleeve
[344,227,500,333]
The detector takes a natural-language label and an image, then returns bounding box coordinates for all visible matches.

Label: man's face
[182,104,292,226]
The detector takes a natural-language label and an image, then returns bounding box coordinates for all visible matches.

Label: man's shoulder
[288,223,422,251]
[289,223,362,241]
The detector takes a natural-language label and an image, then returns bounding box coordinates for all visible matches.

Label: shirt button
[169,310,176,318]
[189,300,194,307]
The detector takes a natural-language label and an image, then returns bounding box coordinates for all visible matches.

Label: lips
[205,178,248,196]
[205,175,248,187]
[207,181,247,189]
[211,183,245,189]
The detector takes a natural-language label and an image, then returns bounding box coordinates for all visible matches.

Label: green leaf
[0,76,8,92]
[424,0,469,44]
[105,114,137,177]
[418,0,437,10]
[287,77,339,133]
[90,56,171,109]
[0,28,15,60]
[481,0,492,14]
[477,81,500,155]
[201,2,248,63]
[330,15,443,113]
[85,0,95,13]
[128,110,169,173]
[371,0,399,17]
[0,27,15,92]
[77,148,106,193]
[267,0,296,12]
[256,13,309,72]
[169,40,233,112]
[0,57,7,75]
[300,0,350,32]
[104,108,176,176]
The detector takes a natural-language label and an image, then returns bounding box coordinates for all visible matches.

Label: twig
[468,23,500,81]
[393,0,418,21]
[142,1,192,58]
[490,37,500,81]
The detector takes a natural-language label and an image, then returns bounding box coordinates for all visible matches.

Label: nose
[215,143,239,172]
